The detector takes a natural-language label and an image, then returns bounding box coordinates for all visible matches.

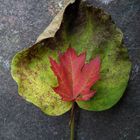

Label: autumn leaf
[50,48,100,101]
[11,0,131,116]
[11,1,131,139]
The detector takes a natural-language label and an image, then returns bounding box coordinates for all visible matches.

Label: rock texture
[0,0,140,140]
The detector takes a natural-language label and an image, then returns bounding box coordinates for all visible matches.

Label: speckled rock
[0,0,140,140]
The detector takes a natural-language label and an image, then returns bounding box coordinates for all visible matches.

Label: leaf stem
[70,102,75,140]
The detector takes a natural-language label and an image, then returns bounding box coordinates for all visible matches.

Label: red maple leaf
[50,48,101,101]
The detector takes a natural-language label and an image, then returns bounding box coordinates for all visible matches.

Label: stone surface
[0,0,140,140]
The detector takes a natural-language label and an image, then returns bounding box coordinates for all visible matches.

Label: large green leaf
[11,0,131,116]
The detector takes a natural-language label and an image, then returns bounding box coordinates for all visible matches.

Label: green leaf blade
[11,1,131,114]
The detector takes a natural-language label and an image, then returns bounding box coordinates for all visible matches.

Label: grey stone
[0,0,140,140]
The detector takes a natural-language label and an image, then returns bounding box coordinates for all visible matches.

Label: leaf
[50,48,100,101]
[11,0,131,116]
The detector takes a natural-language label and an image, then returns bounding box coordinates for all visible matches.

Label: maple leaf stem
[70,102,75,140]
